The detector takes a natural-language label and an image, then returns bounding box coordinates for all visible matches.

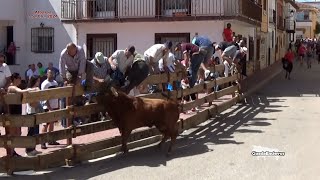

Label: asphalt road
[4,59,320,180]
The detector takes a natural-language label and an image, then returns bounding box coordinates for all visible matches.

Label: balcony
[61,0,262,23]
[285,19,296,33]
[269,9,276,24]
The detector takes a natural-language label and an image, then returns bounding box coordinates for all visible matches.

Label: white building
[0,0,74,78]
[0,0,263,77]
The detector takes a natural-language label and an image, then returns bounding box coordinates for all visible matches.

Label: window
[163,0,188,10]
[31,27,54,53]
[95,0,116,12]
[304,11,310,20]
[155,33,190,60]
[87,34,117,60]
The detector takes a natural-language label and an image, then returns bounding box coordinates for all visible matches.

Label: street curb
[240,63,282,100]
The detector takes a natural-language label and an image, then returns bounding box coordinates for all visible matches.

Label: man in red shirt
[282,48,294,80]
[223,23,233,42]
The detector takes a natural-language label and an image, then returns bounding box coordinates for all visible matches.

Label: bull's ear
[110,87,119,97]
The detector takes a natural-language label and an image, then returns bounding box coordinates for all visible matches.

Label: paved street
[5,59,320,180]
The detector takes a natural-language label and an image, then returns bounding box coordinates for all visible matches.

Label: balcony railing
[61,0,262,22]
[285,19,295,33]
[269,9,276,24]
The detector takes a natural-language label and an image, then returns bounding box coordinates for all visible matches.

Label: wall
[22,0,75,74]
[77,21,225,55]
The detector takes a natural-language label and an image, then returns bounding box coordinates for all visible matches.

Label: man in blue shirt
[191,35,215,79]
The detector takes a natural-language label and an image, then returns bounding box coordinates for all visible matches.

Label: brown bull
[97,87,181,156]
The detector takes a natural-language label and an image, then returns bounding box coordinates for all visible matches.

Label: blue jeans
[188,53,205,88]
[201,46,214,64]
[110,69,125,87]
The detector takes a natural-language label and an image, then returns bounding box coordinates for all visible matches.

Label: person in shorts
[40,70,60,149]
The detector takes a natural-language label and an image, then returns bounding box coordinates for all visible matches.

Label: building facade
[1,0,292,78]
[296,2,319,39]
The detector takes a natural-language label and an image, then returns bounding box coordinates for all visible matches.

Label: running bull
[97,87,182,156]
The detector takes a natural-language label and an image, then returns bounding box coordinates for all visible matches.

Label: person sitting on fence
[144,41,172,74]
[7,73,38,157]
[108,46,135,88]
[59,43,93,91]
[120,52,149,94]
[282,48,294,80]
[40,70,60,149]
[25,75,43,156]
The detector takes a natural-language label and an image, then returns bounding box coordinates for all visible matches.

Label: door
[6,26,13,47]
[6,26,14,65]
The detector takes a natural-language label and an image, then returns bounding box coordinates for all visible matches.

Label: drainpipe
[275,0,277,62]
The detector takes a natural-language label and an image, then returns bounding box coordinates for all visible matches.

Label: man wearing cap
[108,46,135,87]
[222,45,247,76]
[144,41,172,74]
[92,52,110,83]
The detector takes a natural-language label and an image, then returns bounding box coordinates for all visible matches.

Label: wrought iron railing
[61,0,262,22]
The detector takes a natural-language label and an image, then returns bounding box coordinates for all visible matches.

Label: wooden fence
[0,64,242,174]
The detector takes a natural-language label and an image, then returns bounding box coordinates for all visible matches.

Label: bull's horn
[110,87,119,97]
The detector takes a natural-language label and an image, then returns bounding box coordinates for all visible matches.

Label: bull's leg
[121,130,131,154]
[158,134,169,149]
[167,127,179,157]
[167,135,177,157]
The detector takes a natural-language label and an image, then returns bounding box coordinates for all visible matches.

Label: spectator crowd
[0,23,249,157]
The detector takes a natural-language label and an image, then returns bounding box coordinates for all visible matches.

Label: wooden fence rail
[0,64,240,174]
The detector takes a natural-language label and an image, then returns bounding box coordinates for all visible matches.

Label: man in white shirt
[144,41,172,74]
[159,52,176,73]
[40,69,60,149]
[0,54,11,90]
[108,46,135,87]
[26,64,39,80]
[0,54,11,114]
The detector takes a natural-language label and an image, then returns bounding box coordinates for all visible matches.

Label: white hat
[95,52,106,64]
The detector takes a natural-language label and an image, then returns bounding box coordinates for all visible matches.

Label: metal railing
[285,19,295,32]
[61,0,262,22]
